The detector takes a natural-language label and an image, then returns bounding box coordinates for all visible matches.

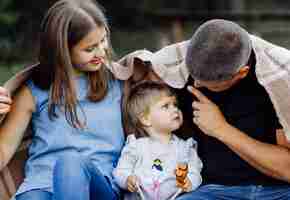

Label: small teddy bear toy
[175,163,188,188]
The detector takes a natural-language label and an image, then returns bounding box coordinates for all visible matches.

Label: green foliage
[0,0,18,26]
[0,63,23,85]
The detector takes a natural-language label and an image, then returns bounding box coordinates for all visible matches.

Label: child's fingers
[182,178,192,192]
[128,185,135,192]
[128,182,138,192]
[127,175,141,192]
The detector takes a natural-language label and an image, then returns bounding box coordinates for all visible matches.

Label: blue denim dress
[15,76,125,197]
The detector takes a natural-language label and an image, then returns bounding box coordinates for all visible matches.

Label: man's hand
[126,175,140,192]
[0,87,12,114]
[187,86,228,138]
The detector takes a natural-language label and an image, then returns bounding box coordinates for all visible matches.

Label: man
[167,19,290,199]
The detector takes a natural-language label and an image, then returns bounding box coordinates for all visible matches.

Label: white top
[113,134,202,200]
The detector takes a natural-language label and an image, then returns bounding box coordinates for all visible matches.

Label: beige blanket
[1,35,290,137]
[142,35,290,140]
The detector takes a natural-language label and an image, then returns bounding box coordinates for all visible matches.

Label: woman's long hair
[33,0,114,128]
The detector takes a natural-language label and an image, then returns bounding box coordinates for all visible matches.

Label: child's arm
[0,85,35,170]
[113,135,140,190]
[182,138,203,192]
[126,174,140,192]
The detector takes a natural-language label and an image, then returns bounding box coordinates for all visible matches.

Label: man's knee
[176,190,213,200]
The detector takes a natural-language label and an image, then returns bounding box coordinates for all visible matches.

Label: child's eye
[162,103,169,109]
[173,102,179,108]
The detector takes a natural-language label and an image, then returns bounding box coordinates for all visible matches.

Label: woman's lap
[16,152,119,200]
[53,152,118,200]
[16,190,52,200]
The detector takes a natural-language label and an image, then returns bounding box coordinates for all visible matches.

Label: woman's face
[71,25,108,72]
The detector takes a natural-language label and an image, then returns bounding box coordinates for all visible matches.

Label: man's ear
[236,66,250,79]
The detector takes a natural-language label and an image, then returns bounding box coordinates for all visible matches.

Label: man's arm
[216,125,290,182]
[188,86,290,183]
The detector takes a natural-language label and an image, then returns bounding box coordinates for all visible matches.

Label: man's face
[193,78,238,92]
[193,66,250,92]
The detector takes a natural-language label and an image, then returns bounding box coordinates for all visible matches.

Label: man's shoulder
[251,34,290,65]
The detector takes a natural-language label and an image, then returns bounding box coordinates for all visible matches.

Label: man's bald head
[186,19,252,81]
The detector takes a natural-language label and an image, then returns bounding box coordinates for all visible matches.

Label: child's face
[71,25,108,72]
[145,94,183,134]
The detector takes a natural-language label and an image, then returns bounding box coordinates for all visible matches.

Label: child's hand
[126,175,140,192]
[182,177,192,192]
[177,177,192,192]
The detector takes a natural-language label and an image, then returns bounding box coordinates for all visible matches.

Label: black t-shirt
[174,66,288,186]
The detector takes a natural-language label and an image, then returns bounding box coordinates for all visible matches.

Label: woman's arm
[0,85,35,170]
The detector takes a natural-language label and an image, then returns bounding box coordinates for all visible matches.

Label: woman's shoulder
[24,79,49,112]
[109,78,124,88]
[12,84,36,113]
[25,79,47,93]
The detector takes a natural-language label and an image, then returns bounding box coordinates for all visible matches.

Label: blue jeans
[16,153,118,200]
[176,184,290,200]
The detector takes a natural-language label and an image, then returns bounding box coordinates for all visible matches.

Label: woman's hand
[0,87,12,114]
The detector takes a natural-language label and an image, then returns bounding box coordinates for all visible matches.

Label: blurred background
[1,0,290,84]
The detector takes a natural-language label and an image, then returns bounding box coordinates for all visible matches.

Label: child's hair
[124,81,175,138]
[31,0,114,128]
